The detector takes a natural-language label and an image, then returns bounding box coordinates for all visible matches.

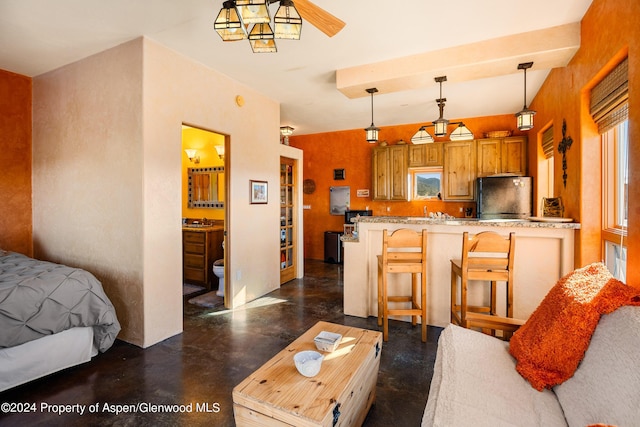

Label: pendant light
[433,76,449,137]
[411,76,474,143]
[214,1,246,41]
[274,0,302,40]
[515,62,536,131]
[364,88,380,143]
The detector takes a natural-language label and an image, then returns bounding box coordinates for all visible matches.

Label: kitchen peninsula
[343,216,580,327]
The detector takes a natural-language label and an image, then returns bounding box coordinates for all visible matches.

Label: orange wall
[528,0,640,284]
[0,69,32,256]
[290,114,528,260]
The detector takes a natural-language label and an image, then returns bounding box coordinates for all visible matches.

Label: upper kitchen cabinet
[477,136,527,177]
[443,140,476,201]
[408,143,443,167]
[372,144,409,201]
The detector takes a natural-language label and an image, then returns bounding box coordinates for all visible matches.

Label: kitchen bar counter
[343,216,579,327]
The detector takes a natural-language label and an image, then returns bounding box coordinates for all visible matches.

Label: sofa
[422,263,640,427]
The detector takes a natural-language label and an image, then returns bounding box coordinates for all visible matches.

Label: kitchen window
[411,168,442,200]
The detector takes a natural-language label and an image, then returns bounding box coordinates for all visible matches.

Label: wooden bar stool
[377,228,428,342]
[450,231,516,336]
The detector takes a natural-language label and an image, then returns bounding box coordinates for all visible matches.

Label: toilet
[212,240,224,297]
[213,260,224,297]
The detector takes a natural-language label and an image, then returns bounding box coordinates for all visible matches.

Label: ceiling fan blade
[294,0,345,37]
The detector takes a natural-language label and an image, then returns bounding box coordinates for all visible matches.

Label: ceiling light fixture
[515,62,536,131]
[364,88,380,143]
[411,76,474,144]
[215,0,303,53]
[280,125,294,144]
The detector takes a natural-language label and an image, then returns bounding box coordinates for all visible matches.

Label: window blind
[590,57,628,133]
[541,126,554,159]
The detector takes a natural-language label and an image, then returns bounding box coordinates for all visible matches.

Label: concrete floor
[0,260,441,426]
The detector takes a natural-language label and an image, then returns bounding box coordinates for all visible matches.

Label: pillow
[554,306,640,427]
[509,263,640,391]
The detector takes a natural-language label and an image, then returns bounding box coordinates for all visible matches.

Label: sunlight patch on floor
[204,296,287,317]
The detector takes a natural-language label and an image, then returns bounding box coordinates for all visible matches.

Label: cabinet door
[477,139,501,177]
[424,143,443,166]
[389,145,408,200]
[443,140,476,200]
[501,136,527,175]
[409,145,426,167]
[372,147,389,200]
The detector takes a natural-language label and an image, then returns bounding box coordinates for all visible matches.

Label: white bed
[0,251,120,392]
[0,327,97,392]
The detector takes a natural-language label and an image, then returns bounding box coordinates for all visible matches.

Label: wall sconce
[214,145,225,160]
[184,149,200,164]
[280,125,294,145]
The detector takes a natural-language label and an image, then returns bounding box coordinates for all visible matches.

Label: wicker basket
[483,130,513,138]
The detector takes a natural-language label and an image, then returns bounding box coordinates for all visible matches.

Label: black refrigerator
[476,176,532,219]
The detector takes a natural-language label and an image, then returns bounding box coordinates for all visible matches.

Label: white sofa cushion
[422,324,566,427]
[554,306,640,426]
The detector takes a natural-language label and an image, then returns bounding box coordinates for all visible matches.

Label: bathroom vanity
[182,226,224,290]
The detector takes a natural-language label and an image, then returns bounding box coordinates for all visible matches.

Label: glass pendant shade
[516,108,536,131]
[214,1,246,41]
[274,0,302,40]
[365,124,380,143]
[449,123,474,141]
[248,23,277,53]
[280,125,294,137]
[235,0,270,24]
[411,126,434,144]
[433,117,449,137]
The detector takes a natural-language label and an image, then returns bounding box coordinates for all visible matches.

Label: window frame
[410,167,443,201]
[601,117,628,281]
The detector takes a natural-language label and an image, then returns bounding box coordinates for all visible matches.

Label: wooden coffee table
[233,321,383,427]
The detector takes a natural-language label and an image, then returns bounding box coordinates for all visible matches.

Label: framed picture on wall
[250,180,268,204]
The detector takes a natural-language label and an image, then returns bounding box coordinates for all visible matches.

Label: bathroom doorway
[181,125,228,308]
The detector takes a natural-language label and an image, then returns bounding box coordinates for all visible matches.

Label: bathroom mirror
[188,166,225,208]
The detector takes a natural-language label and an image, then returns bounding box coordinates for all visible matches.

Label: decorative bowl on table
[294,350,324,377]
[314,331,342,353]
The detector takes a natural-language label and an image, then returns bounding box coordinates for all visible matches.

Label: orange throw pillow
[509,263,640,391]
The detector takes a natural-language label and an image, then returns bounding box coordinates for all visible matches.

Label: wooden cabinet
[409,143,443,167]
[443,140,476,200]
[280,158,296,284]
[477,136,527,177]
[372,144,408,201]
[183,228,224,290]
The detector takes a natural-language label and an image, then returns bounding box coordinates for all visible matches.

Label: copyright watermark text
[1,401,221,415]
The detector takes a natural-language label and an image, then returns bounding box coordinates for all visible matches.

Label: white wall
[32,37,282,347]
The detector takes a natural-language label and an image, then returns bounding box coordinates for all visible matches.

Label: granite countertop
[342,216,580,242]
[351,216,581,229]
